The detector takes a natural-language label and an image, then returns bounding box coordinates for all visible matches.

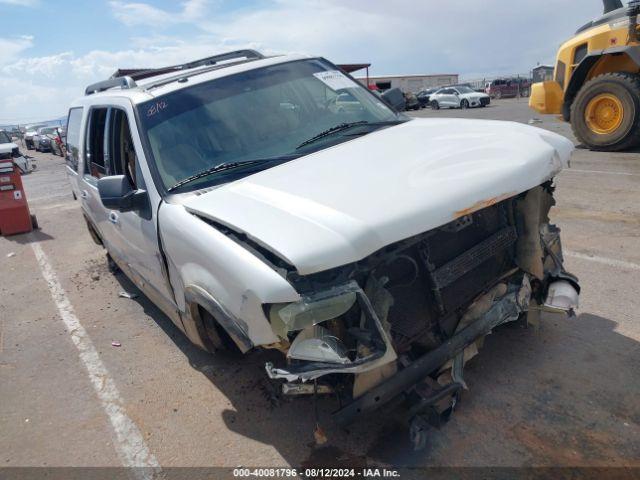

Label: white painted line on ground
[564,169,638,177]
[565,250,640,271]
[31,241,161,478]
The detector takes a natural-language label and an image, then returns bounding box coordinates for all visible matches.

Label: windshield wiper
[167,156,296,192]
[295,120,403,150]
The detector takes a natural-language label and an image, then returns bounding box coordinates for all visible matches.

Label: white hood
[183,118,573,275]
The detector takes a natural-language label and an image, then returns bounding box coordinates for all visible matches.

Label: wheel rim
[585,93,624,135]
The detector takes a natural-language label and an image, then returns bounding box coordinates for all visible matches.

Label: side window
[108,109,140,189]
[65,108,83,171]
[85,108,108,179]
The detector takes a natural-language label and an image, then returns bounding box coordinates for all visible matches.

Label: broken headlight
[269,289,356,339]
[268,287,358,365]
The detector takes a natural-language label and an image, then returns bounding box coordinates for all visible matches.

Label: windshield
[137,59,403,192]
[0,131,11,143]
[456,86,475,94]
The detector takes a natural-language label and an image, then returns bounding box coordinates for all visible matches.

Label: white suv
[429,85,490,109]
[65,50,579,426]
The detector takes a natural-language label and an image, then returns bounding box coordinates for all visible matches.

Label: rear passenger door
[78,106,110,239]
[439,89,456,107]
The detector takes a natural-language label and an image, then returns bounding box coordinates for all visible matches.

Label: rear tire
[570,72,640,151]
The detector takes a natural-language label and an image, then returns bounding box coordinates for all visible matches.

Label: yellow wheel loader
[530,0,640,151]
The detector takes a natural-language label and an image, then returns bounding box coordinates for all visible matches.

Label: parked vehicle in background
[485,78,531,99]
[65,50,578,433]
[380,87,406,111]
[404,91,421,110]
[23,124,47,150]
[417,88,439,108]
[33,126,60,152]
[0,129,34,174]
[430,86,490,109]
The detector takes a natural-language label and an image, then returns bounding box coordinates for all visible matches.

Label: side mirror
[454,92,460,96]
[98,175,149,215]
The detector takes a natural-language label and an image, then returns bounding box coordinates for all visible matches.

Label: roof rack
[85,49,265,96]
[85,76,137,96]
[112,49,265,82]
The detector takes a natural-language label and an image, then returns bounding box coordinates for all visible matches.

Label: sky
[0,0,604,125]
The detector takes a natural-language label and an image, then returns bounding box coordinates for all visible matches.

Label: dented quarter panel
[158,202,300,347]
[182,118,574,275]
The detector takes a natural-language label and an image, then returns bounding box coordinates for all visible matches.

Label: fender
[183,284,253,353]
[563,45,640,120]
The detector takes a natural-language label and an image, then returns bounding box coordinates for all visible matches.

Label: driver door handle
[108,211,119,225]
[80,190,88,199]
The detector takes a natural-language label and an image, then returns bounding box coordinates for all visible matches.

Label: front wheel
[431,100,440,110]
[460,99,469,109]
[570,72,640,151]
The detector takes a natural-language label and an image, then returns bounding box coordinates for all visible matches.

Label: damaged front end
[264,182,579,427]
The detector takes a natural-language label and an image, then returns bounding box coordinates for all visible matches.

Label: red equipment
[0,160,37,236]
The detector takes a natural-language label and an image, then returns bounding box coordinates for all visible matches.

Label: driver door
[95,100,181,327]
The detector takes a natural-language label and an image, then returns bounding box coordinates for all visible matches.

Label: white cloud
[0,36,34,66]
[109,0,208,27]
[0,0,39,6]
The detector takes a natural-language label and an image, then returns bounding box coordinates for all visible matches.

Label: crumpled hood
[183,118,573,275]
[0,142,17,154]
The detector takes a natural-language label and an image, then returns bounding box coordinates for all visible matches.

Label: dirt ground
[1,98,639,475]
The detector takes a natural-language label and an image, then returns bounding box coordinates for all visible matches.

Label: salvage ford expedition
[65,50,580,433]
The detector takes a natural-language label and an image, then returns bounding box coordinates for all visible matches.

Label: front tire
[570,72,640,151]
[431,100,440,110]
[460,99,469,109]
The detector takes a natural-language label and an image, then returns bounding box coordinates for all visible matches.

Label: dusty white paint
[31,241,161,478]
[184,118,573,275]
[565,250,640,272]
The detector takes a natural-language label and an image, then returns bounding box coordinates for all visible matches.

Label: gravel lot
[1,98,639,473]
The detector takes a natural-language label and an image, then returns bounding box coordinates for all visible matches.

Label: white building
[356,73,459,93]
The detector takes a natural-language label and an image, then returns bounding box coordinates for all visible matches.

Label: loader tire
[570,72,640,151]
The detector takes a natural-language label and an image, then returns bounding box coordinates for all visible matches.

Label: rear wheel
[571,72,640,151]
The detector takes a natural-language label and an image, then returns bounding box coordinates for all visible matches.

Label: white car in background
[23,123,47,150]
[430,86,490,109]
[0,129,34,174]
